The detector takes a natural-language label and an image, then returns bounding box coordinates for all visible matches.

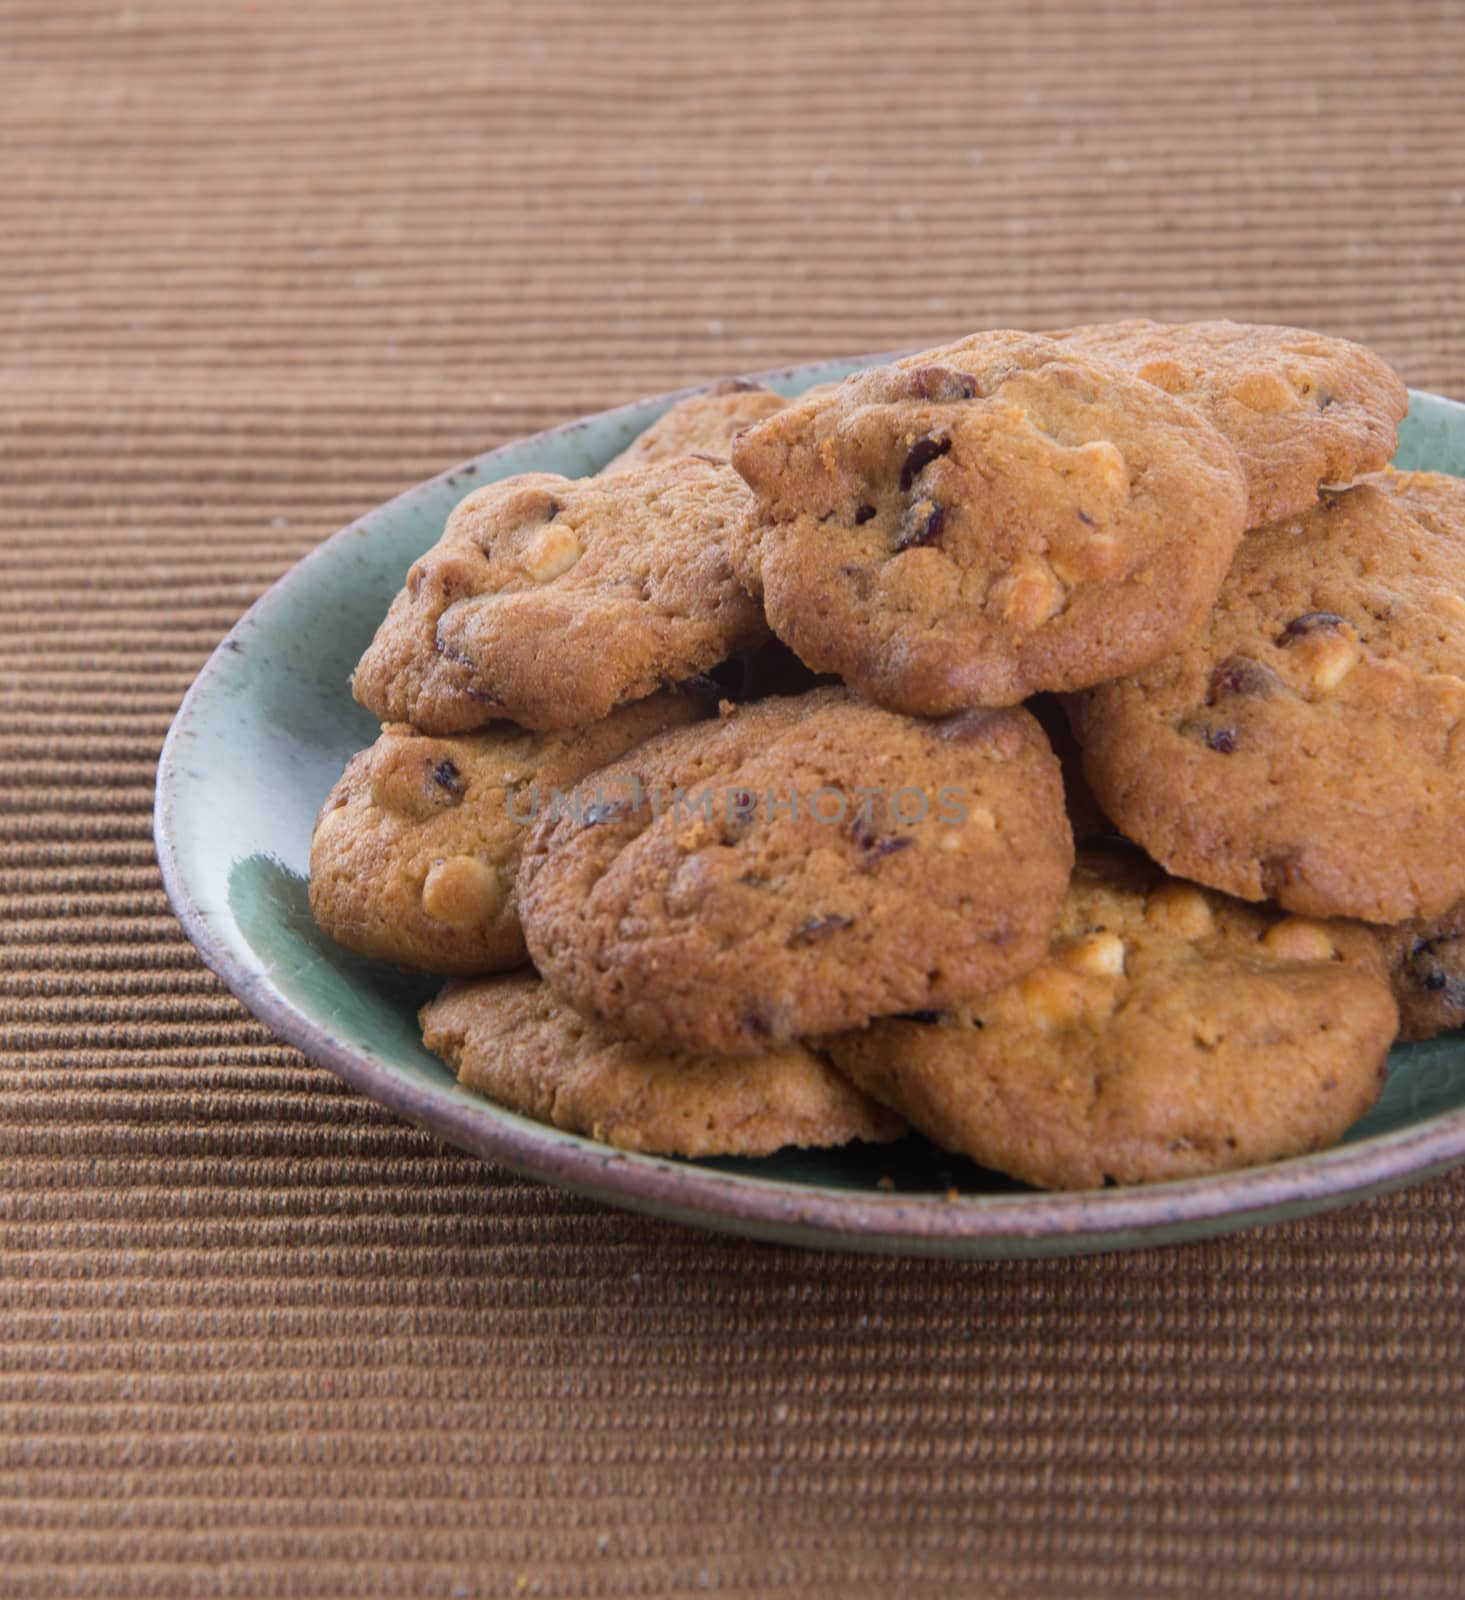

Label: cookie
[1068,473,1465,923]
[352,456,767,733]
[601,379,788,474]
[308,688,707,975]
[421,972,904,1158]
[1375,901,1465,1041]
[1047,320,1408,524]
[517,687,1073,1056]
[825,847,1396,1190]
[730,331,1249,714]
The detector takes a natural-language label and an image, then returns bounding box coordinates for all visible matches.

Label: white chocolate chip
[1051,533,1124,587]
[1076,439,1129,494]
[421,855,504,928]
[996,559,1065,631]
[1061,930,1127,978]
[1145,883,1215,940]
[1135,357,1187,393]
[521,521,582,583]
[1301,630,1361,692]
[1019,968,1079,1032]
[1018,966,1118,1032]
[1230,368,1301,414]
[1261,918,1337,962]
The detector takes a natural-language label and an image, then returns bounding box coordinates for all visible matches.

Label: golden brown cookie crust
[352,457,767,733]
[825,848,1397,1190]
[421,972,904,1157]
[517,688,1073,1056]
[308,690,707,976]
[1047,319,1408,524]
[601,379,788,474]
[1069,475,1465,923]
[730,331,1248,713]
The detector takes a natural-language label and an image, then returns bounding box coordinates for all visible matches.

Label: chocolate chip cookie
[1069,472,1465,923]
[825,847,1396,1189]
[1047,320,1408,524]
[421,972,904,1157]
[309,689,707,975]
[602,379,787,474]
[730,331,1249,714]
[517,688,1073,1055]
[352,456,767,733]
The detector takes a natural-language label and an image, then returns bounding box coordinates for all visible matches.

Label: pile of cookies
[309,322,1465,1191]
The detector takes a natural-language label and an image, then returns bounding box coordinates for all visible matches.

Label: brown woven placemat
[4,2,1465,1595]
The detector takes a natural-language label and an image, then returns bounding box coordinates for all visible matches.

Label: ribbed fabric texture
[3,2,1465,1595]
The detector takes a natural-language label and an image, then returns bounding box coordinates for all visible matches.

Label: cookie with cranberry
[352,456,767,733]
[517,688,1072,1055]
[308,689,707,976]
[421,972,904,1158]
[824,847,1396,1190]
[1375,900,1465,1041]
[1069,473,1465,923]
[1047,320,1407,524]
[729,331,1248,714]
[601,379,788,474]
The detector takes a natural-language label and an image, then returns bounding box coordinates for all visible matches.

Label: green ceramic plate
[154,358,1465,1257]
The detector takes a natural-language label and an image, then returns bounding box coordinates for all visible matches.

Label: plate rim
[154,363,1465,1257]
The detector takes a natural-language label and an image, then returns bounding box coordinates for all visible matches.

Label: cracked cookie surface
[421,971,904,1157]
[352,456,767,733]
[824,847,1396,1189]
[601,379,788,474]
[1068,472,1465,923]
[308,689,707,976]
[729,331,1248,714]
[1048,319,1408,525]
[517,687,1073,1055]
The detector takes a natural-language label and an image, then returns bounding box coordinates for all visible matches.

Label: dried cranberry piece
[430,759,466,797]
[901,364,979,403]
[852,825,915,864]
[1207,655,1281,704]
[1276,611,1347,645]
[790,913,853,946]
[898,435,952,492]
[724,788,758,834]
[893,503,945,553]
